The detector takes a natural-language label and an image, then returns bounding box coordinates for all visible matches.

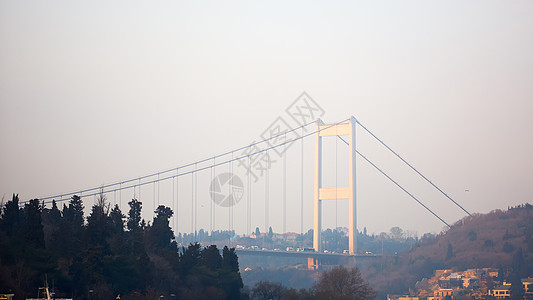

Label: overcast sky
[1,1,532,236]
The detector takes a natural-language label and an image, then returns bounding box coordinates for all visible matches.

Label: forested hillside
[365,204,533,296]
[0,194,243,299]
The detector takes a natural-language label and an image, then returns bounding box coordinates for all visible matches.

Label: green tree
[311,265,376,300]
[61,195,85,258]
[0,194,24,243]
[0,195,25,292]
[509,248,524,299]
[192,245,224,292]
[45,199,62,221]
[63,195,84,234]
[147,205,174,250]
[284,287,312,300]
[126,198,145,256]
[108,204,126,256]
[127,198,142,232]
[389,227,404,241]
[24,199,45,248]
[222,246,240,273]
[42,200,62,250]
[468,230,477,241]
[201,245,222,271]
[109,204,125,234]
[251,280,286,300]
[503,241,515,253]
[221,246,243,300]
[179,243,202,276]
[446,243,454,260]
[2,190,253,299]
[484,239,495,248]
[82,191,113,291]
[85,192,111,248]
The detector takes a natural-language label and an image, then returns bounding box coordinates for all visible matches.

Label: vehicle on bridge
[297,247,315,252]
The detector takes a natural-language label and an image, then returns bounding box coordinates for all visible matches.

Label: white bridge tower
[314,116,357,254]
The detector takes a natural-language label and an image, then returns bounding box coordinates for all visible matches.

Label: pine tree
[221,246,243,300]
[147,205,174,250]
[0,194,24,243]
[127,198,142,232]
[109,204,125,234]
[446,243,454,260]
[201,245,222,270]
[23,199,45,248]
[510,248,525,299]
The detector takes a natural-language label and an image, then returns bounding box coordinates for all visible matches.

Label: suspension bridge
[24,116,470,267]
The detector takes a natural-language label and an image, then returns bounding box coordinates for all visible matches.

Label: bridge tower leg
[313,117,357,254]
[348,116,357,255]
[313,120,324,253]
[308,257,320,270]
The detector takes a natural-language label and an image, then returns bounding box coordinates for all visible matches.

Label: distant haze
[1,1,532,235]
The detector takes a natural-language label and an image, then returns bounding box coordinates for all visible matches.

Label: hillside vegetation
[365,204,533,296]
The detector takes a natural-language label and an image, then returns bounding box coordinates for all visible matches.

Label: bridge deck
[235,249,380,259]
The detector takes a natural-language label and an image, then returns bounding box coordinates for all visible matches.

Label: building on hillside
[415,268,533,299]
[438,275,463,289]
[438,276,451,289]
[450,273,462,282]
[481,267,499,278]
[0,294,14,300]
[433,288,454,300]
[489,285,511,299]
[274,232,299,241]
[463,269,479,278]
[462,277,479,289]
[435,269,453,278]
[523,278,533,298]
[249,231,300,241]
[488,269,499,278]
[386,295,419,300]
[248,232,268,239]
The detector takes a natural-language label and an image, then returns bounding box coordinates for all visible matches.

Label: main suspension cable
[28,119,350,206]
[337,135,450,228]
[356,120,471,217]
[31,119,318,204]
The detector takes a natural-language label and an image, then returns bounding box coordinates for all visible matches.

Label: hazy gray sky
[1,1,532,235]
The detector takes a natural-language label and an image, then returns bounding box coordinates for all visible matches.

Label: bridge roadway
[235,249,380,259]
[235,249,380,269]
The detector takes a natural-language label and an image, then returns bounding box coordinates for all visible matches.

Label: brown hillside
[365,204,533,296]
